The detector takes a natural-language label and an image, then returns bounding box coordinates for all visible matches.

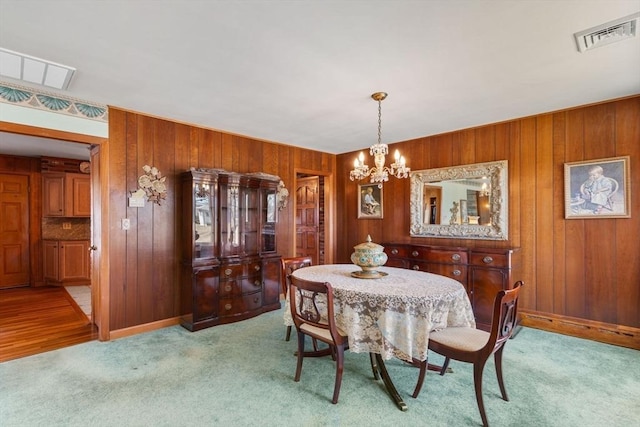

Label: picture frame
[358,184,383,219]
[564,156,630,219]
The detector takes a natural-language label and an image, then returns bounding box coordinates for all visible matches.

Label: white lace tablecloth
[284,264,476,362]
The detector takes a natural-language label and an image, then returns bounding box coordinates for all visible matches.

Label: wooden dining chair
[412,281,524,427]
[281,256,313,341]
[289,275,349,404]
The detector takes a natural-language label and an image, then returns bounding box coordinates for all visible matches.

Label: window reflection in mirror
[410,160,508,240]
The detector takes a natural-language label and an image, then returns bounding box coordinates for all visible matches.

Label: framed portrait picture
[564,156,630,219]
[358,184,383,219]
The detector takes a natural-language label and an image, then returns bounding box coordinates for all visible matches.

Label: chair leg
[494,346,509,401]
[285,325,291,341]
[294,331,305,382]
[440,357,451,376]
[473,361,489,427]
[332,344,346,404]
[412,360,427,398]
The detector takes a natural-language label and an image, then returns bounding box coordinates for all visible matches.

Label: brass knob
[89,245,97,251]
[225,285,232,292]
[225,268,232,276]
[411,251,419,257]
[483,256,493,264]
[453,270,461,276]
[412,265,419,270]
[451,254,461,261]
[225,303,232,310]
[254,265,261,271]
[254,280,261,287]
[391,249,398,255]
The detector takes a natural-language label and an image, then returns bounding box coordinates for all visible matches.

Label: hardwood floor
[0,286,98,363]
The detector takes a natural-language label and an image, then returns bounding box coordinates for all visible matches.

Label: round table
[286,264,476,363]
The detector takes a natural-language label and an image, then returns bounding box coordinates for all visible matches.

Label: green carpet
[1,307,638,426]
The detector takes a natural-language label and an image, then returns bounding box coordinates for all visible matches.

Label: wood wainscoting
[519,309,640,350]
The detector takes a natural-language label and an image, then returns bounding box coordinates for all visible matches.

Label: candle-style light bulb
[354,158,360,168]
[394,150,400,161]
[358,152,365,163]
[400,156,406,166]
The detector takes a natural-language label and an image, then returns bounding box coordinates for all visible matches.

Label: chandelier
[350,92,410,185]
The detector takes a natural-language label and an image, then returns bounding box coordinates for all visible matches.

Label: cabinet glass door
[241,186,259,255]
[261,189,276,252]
[194,182,214,260]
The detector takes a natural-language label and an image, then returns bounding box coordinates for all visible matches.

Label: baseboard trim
[519,310,640,350]
[109,317,181,340]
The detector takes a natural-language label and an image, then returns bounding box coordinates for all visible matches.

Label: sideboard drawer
[428,249,468,264]
[470,252,509,268]
[385,245,409,258]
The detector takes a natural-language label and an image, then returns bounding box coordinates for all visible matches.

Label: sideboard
[382,243,520,331]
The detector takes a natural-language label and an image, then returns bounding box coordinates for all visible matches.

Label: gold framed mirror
[410,160,508,240]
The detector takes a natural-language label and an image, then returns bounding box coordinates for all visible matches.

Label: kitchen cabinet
[43,172,91,217]
[43,240,91,285]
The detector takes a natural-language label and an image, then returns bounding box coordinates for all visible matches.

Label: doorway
[295,174,328,265]
[0,124,105,356]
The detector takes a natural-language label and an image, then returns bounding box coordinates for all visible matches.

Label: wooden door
[295,176,319,263]
[0,174,30,288]
[90,146,103,336]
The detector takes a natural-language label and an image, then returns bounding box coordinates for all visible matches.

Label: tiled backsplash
[42,217,91,240]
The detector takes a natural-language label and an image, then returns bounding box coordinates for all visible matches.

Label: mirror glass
[410,160,508,240]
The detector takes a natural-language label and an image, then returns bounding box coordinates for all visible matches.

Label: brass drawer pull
[453,269,461,276]
[411,251,419,257]
[254,265,261,271]
[412,265,420,270]
[482,256,494,264]
[225,285,232,292]
[451,254,461,261]
[224,268,232,276]
[254,296,260,303]
[391,249,398,255]
[224,303,232,310]
[254,280,261,287]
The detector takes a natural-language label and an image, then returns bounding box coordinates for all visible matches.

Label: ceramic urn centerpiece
[350,235,388,279]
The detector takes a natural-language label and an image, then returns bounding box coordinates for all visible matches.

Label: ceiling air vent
[574,12,640,52]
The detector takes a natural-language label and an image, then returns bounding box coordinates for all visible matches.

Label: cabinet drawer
[221,264,244,278]
[385,245,409,258]
[246,261,262,275]
[410,262,467,284]
[219,280,241,297]
[470,252,509,268]
[219,292,262,315]
[428,249,467,264]
[241,277,263,294]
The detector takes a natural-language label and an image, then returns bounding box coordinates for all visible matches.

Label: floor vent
[574,12,640,52]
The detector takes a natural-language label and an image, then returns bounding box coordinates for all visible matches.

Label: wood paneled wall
[106,108,335,331]
[336,96,640,330]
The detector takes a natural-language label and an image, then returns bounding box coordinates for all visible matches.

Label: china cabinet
[383,243,520,330]
[180,168,281,331]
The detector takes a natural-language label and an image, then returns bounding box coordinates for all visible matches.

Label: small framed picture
[358,184,383,219]
[564,156,630,219]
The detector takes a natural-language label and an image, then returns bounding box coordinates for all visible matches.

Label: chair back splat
[413,281,524,427]
[280,257,313,341]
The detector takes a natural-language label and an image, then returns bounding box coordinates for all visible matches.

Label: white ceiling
[0,0,639,157]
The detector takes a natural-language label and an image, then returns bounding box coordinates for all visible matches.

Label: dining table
[284,263,476,410]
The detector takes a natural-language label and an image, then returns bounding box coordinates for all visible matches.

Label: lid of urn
[353,235,384,252]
